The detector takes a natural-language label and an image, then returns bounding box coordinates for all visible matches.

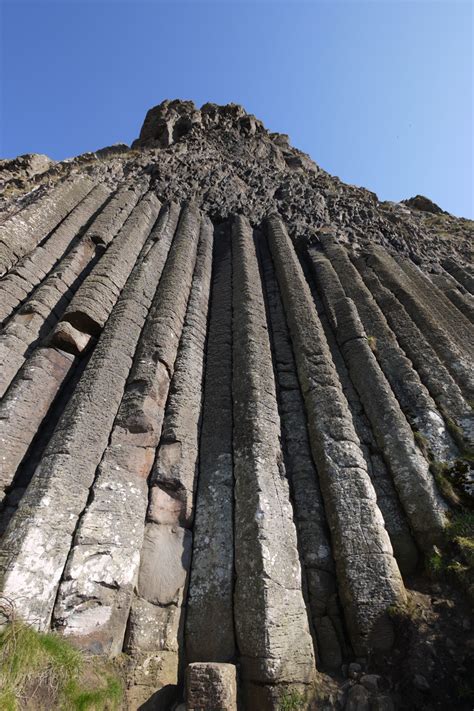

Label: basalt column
[125,216,212,708]
[50,186,158,350]
[232,215,316,709]
[0,193,162,627]
[302,257,419,578]
[314,239,456,462]
[185,223,236,664]
[0,183,146,495]
[307,250,448,549]
[354,257,474,450]
[363,247,474,401]
[51,201,183,653]
[0,176,96,276]
[265,214,406,657]
[0,181,148,396]
[0,183,110,325]
[257,234,346,670]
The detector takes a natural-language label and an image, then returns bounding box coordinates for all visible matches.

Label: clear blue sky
[1,0,472,217]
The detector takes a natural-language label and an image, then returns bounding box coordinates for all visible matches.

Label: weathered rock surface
[0,182,110,324]
[265,215,406,658]
[124,217,212,703]
[0,176,94,275]
[0,100,472,710]
[185,662,237,711]
[232,215,316,707]
[51,203,181,655]
[185,223,235,665]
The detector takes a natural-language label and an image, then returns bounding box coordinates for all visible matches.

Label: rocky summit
[0,100,473,711]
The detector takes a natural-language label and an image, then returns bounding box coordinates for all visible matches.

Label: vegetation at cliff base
[279,688,307,711]
[0,613,122,711]
[425,511,474,601]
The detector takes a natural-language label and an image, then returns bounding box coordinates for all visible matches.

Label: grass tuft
[413,430,431,460]
[0,611,122,711]
[446,511,474,539]
[367,335,377,353]
[430,461,462,507]
[279,688,307,710]
[423,512,474,602]
[454,537,474,566]
[68,675,123,711]
[426,548,444,578]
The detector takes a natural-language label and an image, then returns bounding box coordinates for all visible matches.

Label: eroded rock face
[0,100,472,710]
[185,662,237,711]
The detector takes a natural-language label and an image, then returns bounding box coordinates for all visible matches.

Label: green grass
[422,512,474,601]
[428,455,474,509]
[430,461,462,507]
[279,688,307,710]
[446,511,474,539]
[68,676,123,711]
[0,618,123,711]
[444,416,474,458]
[413,430,431,460]
[426,548,445,577]
[455,537,474,566]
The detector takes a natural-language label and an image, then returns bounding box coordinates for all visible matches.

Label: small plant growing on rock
[447,513,474,600]
[413,430,431,460]
[279,688,307,711]
[447,511,474,539]
[423,512,474,601]
[387,594,423,624]
[430,460,462,507]
[367,335,377,353]
[426,547,444,578]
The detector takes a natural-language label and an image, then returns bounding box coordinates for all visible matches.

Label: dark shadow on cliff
[138,684,177,710]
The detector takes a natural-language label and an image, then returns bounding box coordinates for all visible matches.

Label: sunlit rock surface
[0,100,472,711]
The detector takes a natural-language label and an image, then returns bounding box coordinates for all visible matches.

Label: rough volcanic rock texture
[0,100,473,711]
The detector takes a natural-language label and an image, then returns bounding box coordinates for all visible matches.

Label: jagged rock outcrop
[0,100,472,711]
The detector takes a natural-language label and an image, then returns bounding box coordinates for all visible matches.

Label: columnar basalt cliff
[0,100,473,711]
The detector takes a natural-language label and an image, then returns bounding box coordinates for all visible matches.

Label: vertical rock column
[51,203,197,659]
[186,663,237,711]
[50,189,160,349]
[441,258,474,296]
[232,215,316,710]
[0,176,96,276]
[257,235,346,670]
[315,241,456,461]
[304,267,419,578]
[123,218,212,708]
[0,184,110,325]
[0,347,76,502]
[0,182,148,396]
[354,259,474,451]
[364,248,474,401]
[185,223,236,664]
[394,254,474,357]
[0,185,135,498]
[0,194,162,628]
[332,296,448,547]
[265,214,405,657]
[307,251,448,547]
[430,273,474,324]
[0,353,92,539]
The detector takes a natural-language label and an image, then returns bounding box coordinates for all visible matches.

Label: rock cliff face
[0,100,473,710]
